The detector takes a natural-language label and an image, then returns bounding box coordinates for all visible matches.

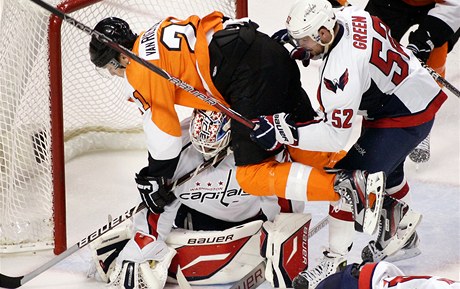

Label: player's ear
[319,27,331,43]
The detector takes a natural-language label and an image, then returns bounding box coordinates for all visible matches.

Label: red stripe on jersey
[362,90,447,128]
[359,263,379,289]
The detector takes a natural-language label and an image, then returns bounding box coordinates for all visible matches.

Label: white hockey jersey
[359,261,460,289]
[295,6,447,152]
[133,117,304,240]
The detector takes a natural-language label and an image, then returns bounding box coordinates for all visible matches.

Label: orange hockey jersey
[126,12,228,139]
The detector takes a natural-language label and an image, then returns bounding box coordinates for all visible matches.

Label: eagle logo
[323,68,349,93]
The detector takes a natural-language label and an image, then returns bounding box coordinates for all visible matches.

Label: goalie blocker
[90,213,312,288]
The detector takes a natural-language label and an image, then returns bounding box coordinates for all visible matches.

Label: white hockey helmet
[286,0,336,44]
[189,109,231,158]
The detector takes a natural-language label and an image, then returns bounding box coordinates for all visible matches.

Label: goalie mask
[189,109,231,158]
[89,17,138,68]
[286,0,336,46]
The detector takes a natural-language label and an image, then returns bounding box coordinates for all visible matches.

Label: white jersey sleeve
[428,0,460,34]
[125,78,183,160]
[360,261,460,289]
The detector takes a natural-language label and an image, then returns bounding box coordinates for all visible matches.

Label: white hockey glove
[108,231,176,289]
[88,224,132,282]
[250,113,299,151]
[260,213,311,288]
[135,167,176,214]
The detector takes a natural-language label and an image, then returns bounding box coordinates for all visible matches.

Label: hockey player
[88,110,311,288]
[327,0,460,163]
[88,15,386,235]
[250,0,448,287]
[364,0,460,163]
[314,261,460,289]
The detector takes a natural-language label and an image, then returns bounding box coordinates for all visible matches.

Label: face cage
[190,111,231,158]
[191,131,231,158]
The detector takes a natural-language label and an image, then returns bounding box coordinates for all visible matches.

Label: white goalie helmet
[189,109,231,158]
[286,0,336,44]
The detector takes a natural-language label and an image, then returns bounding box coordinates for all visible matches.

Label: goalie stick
[28,0,255,130]
[0,148,231,289]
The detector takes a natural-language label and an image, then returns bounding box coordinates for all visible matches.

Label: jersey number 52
[369,16,410,86]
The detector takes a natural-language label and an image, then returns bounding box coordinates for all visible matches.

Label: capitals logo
[323,68,349,93]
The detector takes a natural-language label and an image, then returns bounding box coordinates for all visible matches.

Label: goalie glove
[250,113,299,151]
[88,224,132,282]
[135,167,175,214]
[109,231,177,289]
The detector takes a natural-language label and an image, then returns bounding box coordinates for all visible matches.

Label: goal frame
[48,0,248,254]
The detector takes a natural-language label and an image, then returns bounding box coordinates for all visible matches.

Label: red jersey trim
[363,90,447,128]
[359,263,379,289]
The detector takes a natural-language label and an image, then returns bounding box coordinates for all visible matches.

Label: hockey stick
[0,148,231,289]
[28,0,255,129]
[421,62,460,98]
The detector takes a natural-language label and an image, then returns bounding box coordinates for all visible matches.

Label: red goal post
[0,0,247,255]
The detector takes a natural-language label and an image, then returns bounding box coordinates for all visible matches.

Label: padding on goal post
[0,0,247,255]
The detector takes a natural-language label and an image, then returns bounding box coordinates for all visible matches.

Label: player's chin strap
[0,147,231,289]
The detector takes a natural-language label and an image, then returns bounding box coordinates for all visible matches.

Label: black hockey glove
[271,28,291,45]
[407,29,434,63]
[135,167,175,214]
[250,113,299,151]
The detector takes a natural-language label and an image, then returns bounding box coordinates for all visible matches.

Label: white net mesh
[0,0,241,253]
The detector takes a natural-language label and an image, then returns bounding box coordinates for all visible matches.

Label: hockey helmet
[189,109,231,158]
[89,17,137,68]
[286,0,336,44]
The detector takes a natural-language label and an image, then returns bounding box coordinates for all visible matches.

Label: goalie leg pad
[166,220,264,285]
[261,213,312,288]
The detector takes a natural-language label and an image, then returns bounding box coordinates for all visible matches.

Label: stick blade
[0,273,23,288]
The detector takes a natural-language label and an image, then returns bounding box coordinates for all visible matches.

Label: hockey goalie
[88,110,312,289]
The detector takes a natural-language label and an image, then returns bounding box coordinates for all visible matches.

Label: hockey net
[0,0,247,254]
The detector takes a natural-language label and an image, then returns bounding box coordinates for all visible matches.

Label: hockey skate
[333,170,385,235]
[292,250,347,289]
[361,195,422,263]
[409,134,430,163]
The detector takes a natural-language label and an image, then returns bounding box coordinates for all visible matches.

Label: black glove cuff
[418,15,454,48]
